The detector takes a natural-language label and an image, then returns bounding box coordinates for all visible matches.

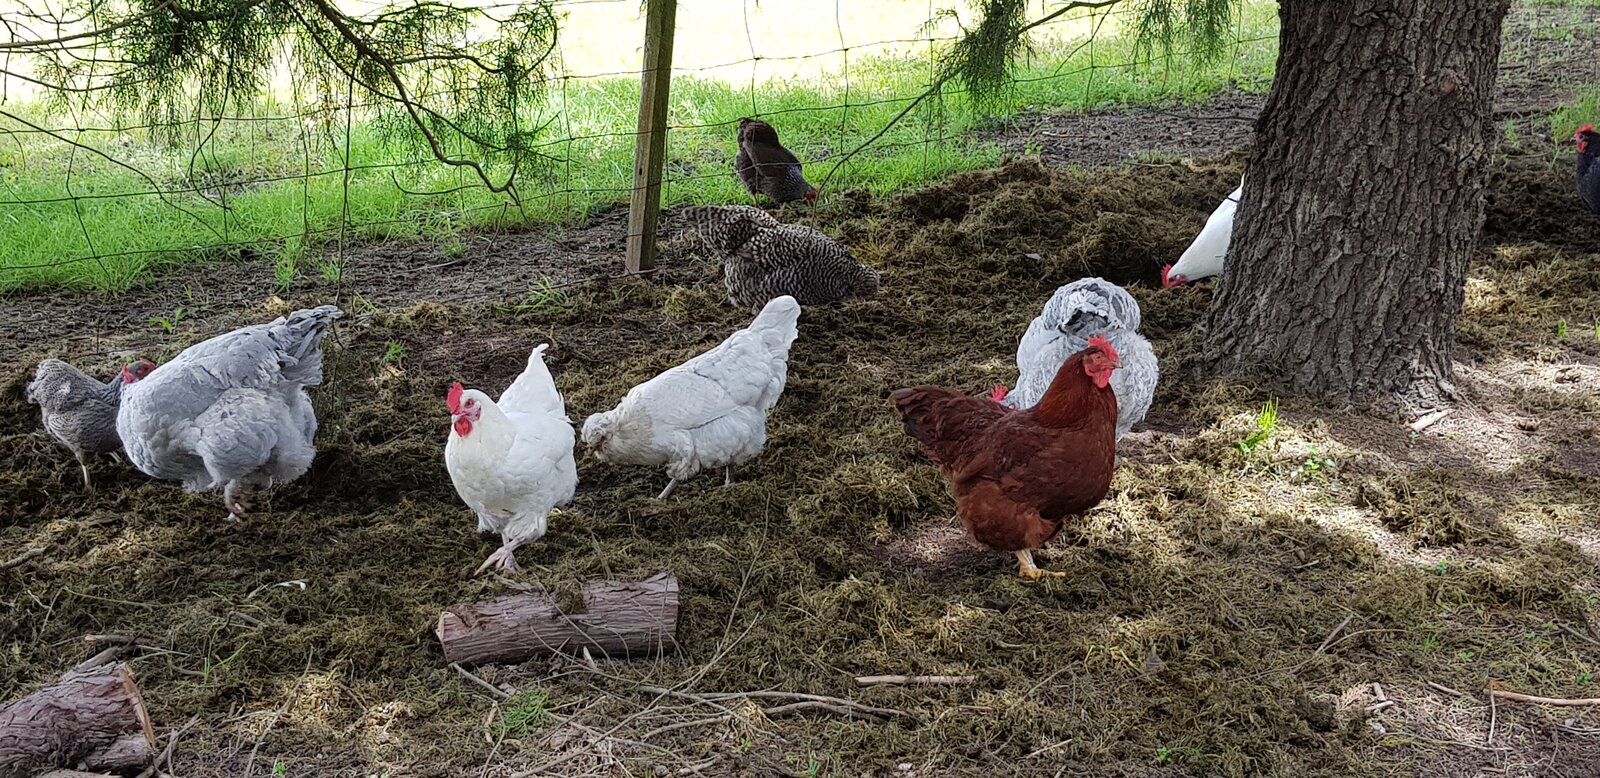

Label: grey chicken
[995,278,1158,440]
[26,358,155,491]
[735,118,818,204]
[116,305,343,521]
[682,205,879,312]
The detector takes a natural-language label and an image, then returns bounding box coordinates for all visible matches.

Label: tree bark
[0,663,156,778]
[437,572,680,666]
[1203,0,1510,409]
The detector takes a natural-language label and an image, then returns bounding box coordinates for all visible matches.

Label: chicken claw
[223,482,250,523]
[77,457,95,494]
[1015,550,1066,580]
[475,544,522,576]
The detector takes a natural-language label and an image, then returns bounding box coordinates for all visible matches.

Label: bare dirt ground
[3,7,1600,778]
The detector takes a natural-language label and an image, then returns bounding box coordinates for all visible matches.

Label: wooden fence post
[624,0,679,275]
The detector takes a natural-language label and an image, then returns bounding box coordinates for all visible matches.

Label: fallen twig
[73,645,130,672]
[84,634,134,645]
[2,546,48,570]
[1487,687,1498,746]
[1427,681,1470,699]
[134,716,200,778]
[1314,615,1355,655]
[855,674,976,687]
[451,662,511,700]
[1489,689,1600,707]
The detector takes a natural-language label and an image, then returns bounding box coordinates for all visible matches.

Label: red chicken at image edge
[890,335,1122,580]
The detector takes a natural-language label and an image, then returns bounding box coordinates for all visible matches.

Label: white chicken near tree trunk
[445,343,578,575]
[1162,175,1243,288]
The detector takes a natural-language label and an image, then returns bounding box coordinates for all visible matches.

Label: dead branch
[1489,689,1600,707]
[855,674,976,687]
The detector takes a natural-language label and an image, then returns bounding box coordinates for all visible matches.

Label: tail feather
[890,386,1008,468]
[497,343,567,419]
[274,305,344,386]
[682,205,778,255]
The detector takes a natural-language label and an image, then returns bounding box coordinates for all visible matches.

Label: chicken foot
[223,482,251,523]
[475,540,523,576]
[1015,550,1066,580]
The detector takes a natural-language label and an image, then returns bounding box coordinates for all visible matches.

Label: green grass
[0,4,1279,292]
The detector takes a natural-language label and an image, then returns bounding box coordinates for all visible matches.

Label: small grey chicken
[116,305,343,521]
[682,205,879,312]
[26,358,156,491]
[735,118,818,204]
[995,278,1158,440]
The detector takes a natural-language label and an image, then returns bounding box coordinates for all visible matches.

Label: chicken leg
[75,452,94,494]
[724,465,734,487]
[1015,549,1066,580]
[656,478,680,500]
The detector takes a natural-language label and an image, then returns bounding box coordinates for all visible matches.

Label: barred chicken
[994,278,1158,439]
[117,305,343,521]
[26,358,155,491]
[582,296,800,499]
[735,117,818,204]
[682,205,879,312]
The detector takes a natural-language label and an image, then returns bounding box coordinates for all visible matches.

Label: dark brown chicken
[26,358,155,491]
[735,118,818,204]
[890,336,1121,580]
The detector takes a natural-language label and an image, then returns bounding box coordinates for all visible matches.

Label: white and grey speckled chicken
[681,205,879,312]
[26,358,155,492]
[996,278,1158,439]
[581,295,800,499]
[116,305,343,521]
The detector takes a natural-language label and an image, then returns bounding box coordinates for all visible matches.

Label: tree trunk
[1203,0,1510,409]
[0,663,156,778]
[436,572,680,666]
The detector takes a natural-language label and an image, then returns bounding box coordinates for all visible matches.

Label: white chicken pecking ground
[116,305,343,521]
[1162,175,1244,288]
[581,295,801,499]
[445,343,579,575]
[999,278,1159,440]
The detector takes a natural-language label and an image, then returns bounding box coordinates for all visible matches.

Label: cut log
[0,663,156,778]
[437,572,679,666]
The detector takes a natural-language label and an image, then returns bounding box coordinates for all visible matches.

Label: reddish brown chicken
[735,117,818,204]
[890,336,1121,580]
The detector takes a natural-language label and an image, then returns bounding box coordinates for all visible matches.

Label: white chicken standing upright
[1162,175,1244,288]
[117,305,343,521]
[582,295,801,499]
[997,278,1158,440]
[445,343,578,575]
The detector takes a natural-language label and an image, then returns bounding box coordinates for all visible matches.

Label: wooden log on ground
[0,663,156,778]
[437,572,679,666]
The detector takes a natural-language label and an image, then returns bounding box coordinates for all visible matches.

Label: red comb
[990,385,1008,403]
[1088,334,1120,361]
[1581,124,1594,134]
[1161,264,1177,288]
[447,382,464,414]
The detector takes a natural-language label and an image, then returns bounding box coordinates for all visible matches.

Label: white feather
[1167,178,1243,285]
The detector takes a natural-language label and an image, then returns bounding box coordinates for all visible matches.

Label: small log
[437,572,679,666]
[0,663,156,778]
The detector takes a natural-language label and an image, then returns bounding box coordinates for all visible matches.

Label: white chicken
[581,295,801,499]
[996,278,1158,440]
[116,305,343,521]
[445,343,579,575]
[1163,175,1243,288]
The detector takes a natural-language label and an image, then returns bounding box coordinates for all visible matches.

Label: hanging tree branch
[3,0,560,195]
